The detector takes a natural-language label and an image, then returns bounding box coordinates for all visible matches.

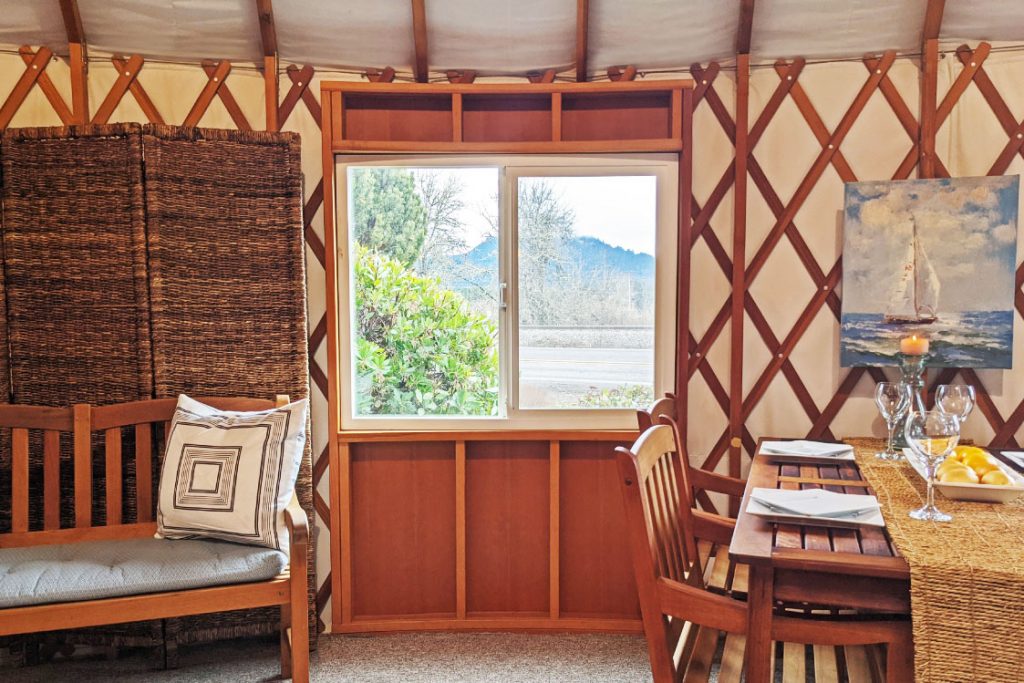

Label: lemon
[952,445,987,462]
[981,470,1012,486]
[939,467,980,484]
[961,452,999,476]
[937,458,968,477]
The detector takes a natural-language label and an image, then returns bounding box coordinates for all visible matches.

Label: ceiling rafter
[256,0,278,55]
[58,0,85,45]
[607,65,637,81]
[575,0,590,82]
[58,0,88,124]
[411,0,429,83]
[366,67,396,83]
[737,0,755,55]
[528,69,557,83]
[446,70,476,84]
[256,0,278,131]
[923,0,945,41]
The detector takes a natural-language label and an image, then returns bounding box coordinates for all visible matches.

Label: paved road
[519,346,652,387]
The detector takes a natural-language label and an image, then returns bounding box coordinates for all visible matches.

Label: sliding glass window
[337,155,677,430]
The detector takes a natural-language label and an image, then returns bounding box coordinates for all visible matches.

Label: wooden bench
[0,396,309,682]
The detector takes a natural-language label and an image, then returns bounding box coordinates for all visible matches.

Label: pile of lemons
[937,446,1012,486]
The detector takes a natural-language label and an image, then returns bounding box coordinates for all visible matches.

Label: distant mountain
[456,235,654,280]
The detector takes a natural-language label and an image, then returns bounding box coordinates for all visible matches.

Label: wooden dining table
[729,442,913,683]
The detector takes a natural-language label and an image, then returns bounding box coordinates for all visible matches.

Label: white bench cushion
[0,537,287,608]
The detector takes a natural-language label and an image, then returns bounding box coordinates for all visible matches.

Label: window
[337,155,677,430]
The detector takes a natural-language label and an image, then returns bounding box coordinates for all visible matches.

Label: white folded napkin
[760,440,854,458]
[1002,452,1024,468]
[750,487,880,519]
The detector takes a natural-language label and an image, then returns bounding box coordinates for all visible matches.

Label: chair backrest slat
[73,404,93,528]
[105,427,122,525]
[11,428,29,533]
[654,457,687,581]
[42,429,61,530]
[616,422,702,586]
[135,423,153,523]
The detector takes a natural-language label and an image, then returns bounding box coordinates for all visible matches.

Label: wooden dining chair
[616,419,913,683]
[637,393,746,518]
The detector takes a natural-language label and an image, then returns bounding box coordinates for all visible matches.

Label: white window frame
[336,153,678,431]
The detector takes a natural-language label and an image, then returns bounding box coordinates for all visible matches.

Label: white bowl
[903,448,1024,504]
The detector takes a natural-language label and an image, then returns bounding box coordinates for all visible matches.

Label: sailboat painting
[840,176,1018,368]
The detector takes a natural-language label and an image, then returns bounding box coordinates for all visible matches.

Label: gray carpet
[4,632,654,682]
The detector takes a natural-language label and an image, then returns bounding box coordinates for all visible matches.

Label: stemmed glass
[904,410,961,522]
[875,382,911,460]
[935,384,976,424]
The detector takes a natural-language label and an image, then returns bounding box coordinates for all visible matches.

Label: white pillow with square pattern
[156,394,307,551]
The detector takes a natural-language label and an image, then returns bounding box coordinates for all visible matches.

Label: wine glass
[904,410,960,522]
[874,382,911,460]
[935,384,976,424]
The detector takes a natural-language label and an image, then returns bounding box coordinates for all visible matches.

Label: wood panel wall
[332,435,640,633]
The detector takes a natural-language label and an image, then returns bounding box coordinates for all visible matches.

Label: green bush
[354,246,499,416]
[578,383,655,409]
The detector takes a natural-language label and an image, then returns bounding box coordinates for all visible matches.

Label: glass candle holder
[892,352,929,449]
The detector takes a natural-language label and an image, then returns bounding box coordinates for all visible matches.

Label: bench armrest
[688,468,746,499]
[284,493,309,547]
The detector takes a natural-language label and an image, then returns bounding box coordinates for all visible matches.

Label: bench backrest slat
[12,428,29,533]
[43,430,61,530]
[73,405,92,528]
[135,423,153,523]
[105,428,122,525]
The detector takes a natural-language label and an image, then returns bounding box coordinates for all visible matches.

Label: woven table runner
[849,438,1024,682]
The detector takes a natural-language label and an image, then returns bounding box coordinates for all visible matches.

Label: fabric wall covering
[0,123,314,652]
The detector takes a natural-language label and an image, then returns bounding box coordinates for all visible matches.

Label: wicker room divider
[0,123,314,658]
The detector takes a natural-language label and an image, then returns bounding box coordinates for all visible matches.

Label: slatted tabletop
[730,449,910,580]
[730,442,913,683]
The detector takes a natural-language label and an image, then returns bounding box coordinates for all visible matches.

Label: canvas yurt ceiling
[1,0,1023,78]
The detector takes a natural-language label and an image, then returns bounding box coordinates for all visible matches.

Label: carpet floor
[5,632,655,682]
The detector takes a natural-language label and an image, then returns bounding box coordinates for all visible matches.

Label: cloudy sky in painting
[842,176,1020,313]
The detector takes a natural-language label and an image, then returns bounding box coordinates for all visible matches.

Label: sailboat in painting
[883,217,940,325]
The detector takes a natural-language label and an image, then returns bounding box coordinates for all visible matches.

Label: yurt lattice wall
[5,34,1024,629]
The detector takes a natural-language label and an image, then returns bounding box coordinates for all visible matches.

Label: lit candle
[900,334,930,355]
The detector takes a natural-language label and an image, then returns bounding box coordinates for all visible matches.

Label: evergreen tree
[351,168,428,266]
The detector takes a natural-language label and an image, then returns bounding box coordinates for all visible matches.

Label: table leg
[745,563,774,683]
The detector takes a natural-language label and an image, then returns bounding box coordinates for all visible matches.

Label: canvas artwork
[840,175,1019,368]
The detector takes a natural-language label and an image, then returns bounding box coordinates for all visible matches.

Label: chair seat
[0,537,287,608]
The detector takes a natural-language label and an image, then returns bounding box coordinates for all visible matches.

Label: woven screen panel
[0,124,153,532]
[141,124,316,643]
[0,124,158,651]
[0,124,153,406]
